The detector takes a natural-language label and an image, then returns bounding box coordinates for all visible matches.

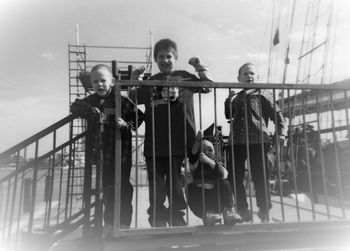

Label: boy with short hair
[131,38,213,227]
[224,63,286,222]
[70,64,144,231]
[187,131,242,225]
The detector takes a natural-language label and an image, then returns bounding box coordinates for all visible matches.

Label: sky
[1,0,350,152]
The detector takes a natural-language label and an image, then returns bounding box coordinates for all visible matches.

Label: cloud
[41,52,55,60]
[226,26,253,38]
[246,52,269,62]
[0,96,67,152]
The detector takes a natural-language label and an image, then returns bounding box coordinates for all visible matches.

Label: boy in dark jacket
[71,64,143,231]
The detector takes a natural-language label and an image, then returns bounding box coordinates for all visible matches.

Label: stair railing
[0,114,102,249]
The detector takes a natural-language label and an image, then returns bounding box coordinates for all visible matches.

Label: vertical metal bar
[7,151,20,240]
[44,157,51,226]
[243,91,254,222]
[257,90,269,220]
[151,96,156,227]
[315,91,330,219]
[228,89,238,213]
[65,122,74,220]
[2,179,11,240]
[330,90,346,218]
[273,89,285,221]
[69,143,77,217]
[183,88,189,224]
[113,83,122,234]
[288,89,300,221]
[198,90,206,223]
[57,149,64,224]
[134,86,139,228]
[83,121,93,236]
[214,88,222,217]
[167,87,173,226]
[345,90,350,152]
[301,91,316,220]
[15,170,25,242]
[47,130,57,227]
[28,140,39,233]
[94,112,104,236]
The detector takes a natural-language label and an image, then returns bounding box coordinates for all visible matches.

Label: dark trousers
[187,180,234,219]
[102,140,133,227]
[145,156,186,224]
[227,144,271,211]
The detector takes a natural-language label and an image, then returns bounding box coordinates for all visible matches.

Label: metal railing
[110,79,350,236]
[0,114,99,249]
[1,80,349,247]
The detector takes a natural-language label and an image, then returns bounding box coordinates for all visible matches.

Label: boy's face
[202,140,215,160]
[238,64,256,84]
[155,48,177,73]
[91,68,114,97]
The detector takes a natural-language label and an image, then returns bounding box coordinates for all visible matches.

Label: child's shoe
[237,208,252,222]
[102,224,113,239]
[172,216,187,227]
[203,211,222,225]
[257,208,270,223]
[223,207,243,225]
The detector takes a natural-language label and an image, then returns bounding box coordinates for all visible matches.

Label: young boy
[131,38,213,227]
[70,64,144,231]
[187,131,242,225]
[224,63,286,222]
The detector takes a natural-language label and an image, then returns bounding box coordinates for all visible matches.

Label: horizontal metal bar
[116,80,350,90]
[69,44,151,50]
[320,125,350,134]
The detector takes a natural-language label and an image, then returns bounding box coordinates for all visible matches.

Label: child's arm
[70,98,100,118]
[121,96,145,130]
[191,130,203,155]
[199,153,228,180]
[188,57,213,93]
[224,90,237,120]
[188,131,203,172]
[263,91,287,141]
[129,66,152,105]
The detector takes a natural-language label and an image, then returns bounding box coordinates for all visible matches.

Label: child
[131,38,213,227]
[187,131,242,225]
[70,64,144,231]
[224,63,286,222]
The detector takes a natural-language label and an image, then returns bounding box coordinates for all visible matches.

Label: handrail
[0,133,85,184]
[0,114,77,159]
[117,80,350,90]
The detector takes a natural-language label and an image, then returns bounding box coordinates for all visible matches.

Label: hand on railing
[130,66,146,80]
[116,117,129,129]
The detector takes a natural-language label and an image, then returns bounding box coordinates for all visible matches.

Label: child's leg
[165,156,186,225]
[227,145,248,211]
[188,184,222,225]
[218,179,234,210]
[120,139,133,227]
[187,183,204,218]
[145,157,168,226]
[102,164,115,226]
[249,144,272,211]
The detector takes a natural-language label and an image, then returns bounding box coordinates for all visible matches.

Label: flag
[273,28,280,46]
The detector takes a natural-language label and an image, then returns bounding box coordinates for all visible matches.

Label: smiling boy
[131,38,213,227]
